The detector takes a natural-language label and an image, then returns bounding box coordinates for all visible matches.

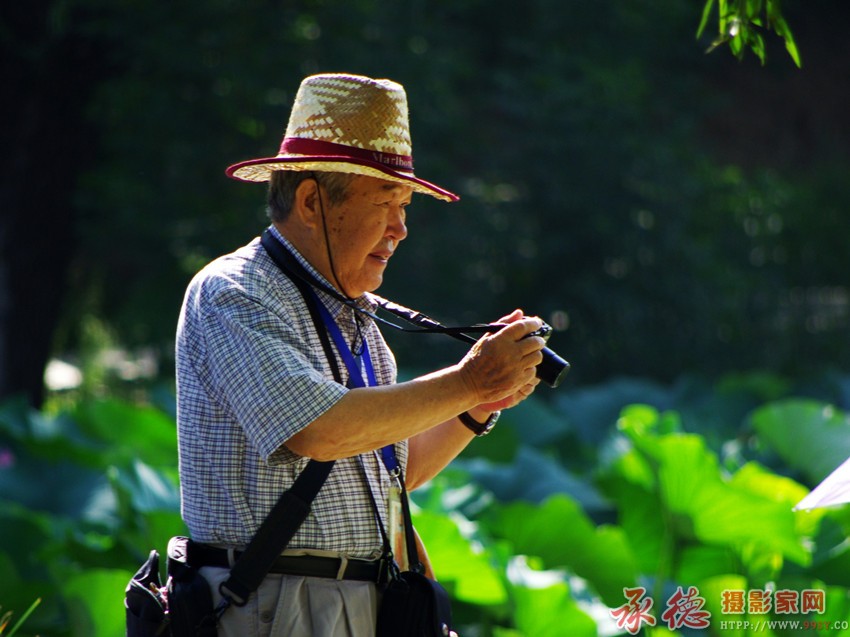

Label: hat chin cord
[312,173,348,301]
[313,174,368,351]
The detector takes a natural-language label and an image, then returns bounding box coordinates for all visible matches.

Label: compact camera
[523,323,570,388]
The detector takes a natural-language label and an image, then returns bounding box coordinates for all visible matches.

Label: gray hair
[266,170,356,222]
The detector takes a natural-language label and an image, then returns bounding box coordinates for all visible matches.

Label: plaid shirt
[175,227,406,557]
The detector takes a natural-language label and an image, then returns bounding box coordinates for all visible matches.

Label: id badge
[387,481,409,572]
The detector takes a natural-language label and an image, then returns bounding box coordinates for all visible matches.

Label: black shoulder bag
[124,449,335,637]
[373,468,453,637]
[262,229,454,636]
[125,240,344,637]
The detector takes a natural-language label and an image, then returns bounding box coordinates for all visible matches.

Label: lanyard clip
[388,466,403,490]
[375,448,403,489]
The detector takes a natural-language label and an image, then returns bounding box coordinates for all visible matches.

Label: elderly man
[175,73,545,636]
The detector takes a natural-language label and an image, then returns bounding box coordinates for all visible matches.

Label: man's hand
[457,309,546,407]
[475,378,541,413]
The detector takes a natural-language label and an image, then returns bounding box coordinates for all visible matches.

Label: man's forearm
[285,315,543,462]
[404,415,480,490]
[285,364,479,461]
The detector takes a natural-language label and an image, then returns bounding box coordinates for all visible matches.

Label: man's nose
[388,208,408,242]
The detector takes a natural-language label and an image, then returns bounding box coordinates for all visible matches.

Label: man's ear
[292,177,322,229]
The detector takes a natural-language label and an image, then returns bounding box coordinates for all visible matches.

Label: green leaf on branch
[774,16,802,67]
[698,0,801,66]
[697,0,717,38]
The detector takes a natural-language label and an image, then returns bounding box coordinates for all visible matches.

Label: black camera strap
[260,228,498,348]
[216,242,345,614]
[260,228,569,388]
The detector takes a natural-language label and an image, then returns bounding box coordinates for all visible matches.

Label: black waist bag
[376,570,453,637]
[125,549,168,636]
[166,537,217,637]
[124,537,216,637]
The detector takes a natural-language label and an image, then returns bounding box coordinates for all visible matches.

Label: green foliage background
[6,375,850,635]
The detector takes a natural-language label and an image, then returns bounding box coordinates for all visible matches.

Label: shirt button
[260,610,274,623]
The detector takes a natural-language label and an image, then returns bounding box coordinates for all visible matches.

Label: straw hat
[226,73,459,202]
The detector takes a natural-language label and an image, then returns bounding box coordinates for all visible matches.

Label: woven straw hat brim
[225,73,458,202]
[226,155,459,202]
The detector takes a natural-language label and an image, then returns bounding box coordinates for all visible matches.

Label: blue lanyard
[307,288,402,478]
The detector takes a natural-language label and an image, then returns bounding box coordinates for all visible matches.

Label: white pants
[200,566,380,637]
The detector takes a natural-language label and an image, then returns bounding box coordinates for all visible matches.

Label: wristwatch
[458,410,500,436]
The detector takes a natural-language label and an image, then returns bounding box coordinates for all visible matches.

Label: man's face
[322,175,412,297]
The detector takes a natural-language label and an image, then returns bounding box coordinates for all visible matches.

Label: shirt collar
[266,225,378,317]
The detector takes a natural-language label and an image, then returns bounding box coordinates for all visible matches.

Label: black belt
[190,543,382,582]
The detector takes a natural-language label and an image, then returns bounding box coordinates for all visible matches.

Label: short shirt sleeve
[196,271,348,464]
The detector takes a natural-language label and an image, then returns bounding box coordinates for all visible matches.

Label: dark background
[2,0,849,406]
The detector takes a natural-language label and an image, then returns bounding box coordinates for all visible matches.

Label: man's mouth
[369,246,395,263]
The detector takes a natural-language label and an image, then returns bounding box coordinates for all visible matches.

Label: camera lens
[537,348,570,388]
